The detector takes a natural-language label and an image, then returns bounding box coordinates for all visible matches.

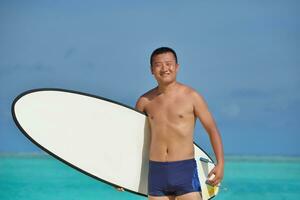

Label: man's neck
[157,81,178,94]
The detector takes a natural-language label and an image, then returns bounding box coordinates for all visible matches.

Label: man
[119,47,224,200]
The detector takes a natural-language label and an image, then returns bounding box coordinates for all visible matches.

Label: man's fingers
[115,187,125,192]
[206,175,221,187]
[207,168,215,178]
[211,178,221,186]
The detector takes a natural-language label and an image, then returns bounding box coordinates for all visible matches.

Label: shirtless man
[118,47,224,200]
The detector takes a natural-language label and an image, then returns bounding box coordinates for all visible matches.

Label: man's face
[151,52,179,85]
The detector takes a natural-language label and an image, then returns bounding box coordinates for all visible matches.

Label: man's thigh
[175,192,202,200]
[148,195,176,200]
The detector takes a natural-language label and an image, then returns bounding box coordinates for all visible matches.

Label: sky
[0,0,299,156]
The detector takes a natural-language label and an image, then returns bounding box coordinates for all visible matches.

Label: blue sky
[0,0,299,156]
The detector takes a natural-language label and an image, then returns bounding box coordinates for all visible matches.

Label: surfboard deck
[12,88,219,199]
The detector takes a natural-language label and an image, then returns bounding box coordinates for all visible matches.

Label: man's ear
[175,64,179,72]
[150,65,154,74]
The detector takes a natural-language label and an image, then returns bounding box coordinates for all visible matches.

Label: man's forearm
[208,130,224,165]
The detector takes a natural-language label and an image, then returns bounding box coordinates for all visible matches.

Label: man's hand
[206,163,224,186]
[115,186,125,192]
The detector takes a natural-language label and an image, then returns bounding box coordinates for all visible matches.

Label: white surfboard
[12,88,219,199]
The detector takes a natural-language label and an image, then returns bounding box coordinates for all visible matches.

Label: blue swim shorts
[148,158,201,196]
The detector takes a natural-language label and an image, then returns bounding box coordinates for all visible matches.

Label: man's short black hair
[150,47,178,66]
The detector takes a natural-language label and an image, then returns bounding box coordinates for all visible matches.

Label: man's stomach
[148,138,195,162]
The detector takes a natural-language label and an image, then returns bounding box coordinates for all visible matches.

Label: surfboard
[12,88,219,199]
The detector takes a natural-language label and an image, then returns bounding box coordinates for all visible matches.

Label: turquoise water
[1,155,300,200]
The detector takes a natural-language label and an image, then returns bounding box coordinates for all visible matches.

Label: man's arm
[192,91,224,186]
[135,96,147,113]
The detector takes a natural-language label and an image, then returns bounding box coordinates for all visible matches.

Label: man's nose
[162,64,169,71]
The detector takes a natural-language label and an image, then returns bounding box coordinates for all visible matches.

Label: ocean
[1,154,300,200]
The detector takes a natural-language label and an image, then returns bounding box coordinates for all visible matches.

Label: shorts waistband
[149,158,196,165]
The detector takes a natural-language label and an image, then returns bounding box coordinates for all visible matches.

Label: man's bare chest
[145,95,195,123]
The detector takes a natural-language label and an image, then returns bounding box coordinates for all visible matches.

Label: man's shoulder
[136,87,157,107]
[138,87,157,100]
[177,83,206,105]
[136,88,158,112]
[177,82,202,97]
